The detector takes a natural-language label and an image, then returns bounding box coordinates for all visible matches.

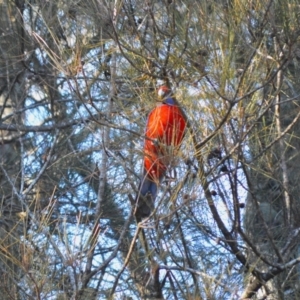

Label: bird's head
[157,85,171,99]
[157,85,176,105]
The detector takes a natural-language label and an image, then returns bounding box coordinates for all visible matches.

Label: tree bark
[0,0,29,298]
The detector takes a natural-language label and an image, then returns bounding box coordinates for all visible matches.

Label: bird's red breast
[143,99,186,181]
[135,86,186,220]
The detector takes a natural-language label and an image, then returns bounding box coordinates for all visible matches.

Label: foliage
[1,0,300,299]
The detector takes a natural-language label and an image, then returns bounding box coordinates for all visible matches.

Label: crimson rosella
[135,86,186,220]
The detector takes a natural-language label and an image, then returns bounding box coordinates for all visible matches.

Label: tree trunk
[0,0,28,298]
[244,6,300,297]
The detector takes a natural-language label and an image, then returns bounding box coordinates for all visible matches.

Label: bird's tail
[135,175,157,221]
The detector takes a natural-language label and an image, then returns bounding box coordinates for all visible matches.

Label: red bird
[135,86,186,219]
